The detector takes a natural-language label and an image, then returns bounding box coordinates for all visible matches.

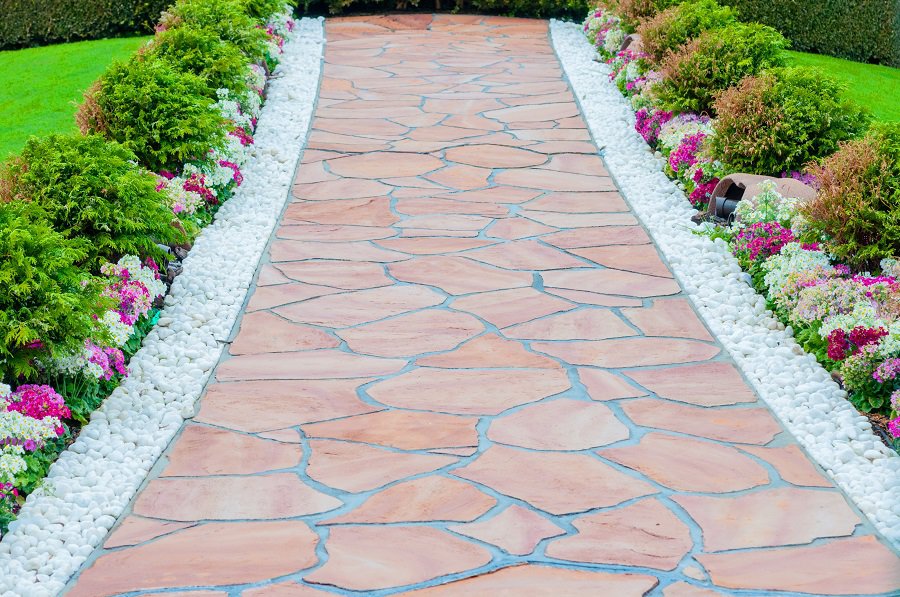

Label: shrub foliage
[78,54,226,174]
[655,22,788,115]
[2,135,185,268]
[709,67,870,175]
[638,0,737,65]
[802,123,900,270]
[0,202,110,380]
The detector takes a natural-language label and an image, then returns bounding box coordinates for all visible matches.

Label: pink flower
[6,385,71,434]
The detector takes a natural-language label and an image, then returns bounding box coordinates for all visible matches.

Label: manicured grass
[786,50,900,122]
[0,36,151,160]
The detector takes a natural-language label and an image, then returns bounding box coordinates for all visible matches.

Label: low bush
[301,0,589,18]
[78,54,226,174]
[599,0,683,31]
[801,123,900,271]
[709,67,870,175]
[0,202,110,381]
[638,0,737,65]
[149,24,252,100]
[160,0,270,64]
[1,134,185,268]
[655,22,788,114]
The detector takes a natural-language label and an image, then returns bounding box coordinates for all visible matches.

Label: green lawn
[0,36,150,160]
[786,50,900,122]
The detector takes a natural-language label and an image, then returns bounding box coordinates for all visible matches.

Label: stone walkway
[67,14,900,597]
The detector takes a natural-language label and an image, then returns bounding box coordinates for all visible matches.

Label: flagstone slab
[306,439,457,492]
[337,309,484,357]
[741,444,831,487]
[376,237,495,255]
[545,287,643,307]
[367,367,570,415]
[196,380,377,432]
[270,239,407,263]
[697,536,900,595]
[230,312,339,355]
[449,505,565,555]
[275,285,445,328]
[283,197,398,226]
[625,362,757,406]
[416,333,560,368]
[389,255,532,295]
[488,398,629,450]
[524,191,628,213]
[662,583,728,597]
[161,425,302,476]
[324,476,496,524]
[453,445,656,514]
[69,522,318,597]
[275,260,392,290]
[452,287,575,328]
[242,582,334,596]
[579,368,648,400]
[104,516,194,549]
[217,350,406,381]
[546,498,692,570]
[306,526,492,591]
[542,269,680,298]
[486,217,556,240]
[620,398,781,444]
[600,432,770,493]
[302,409,478,450]
[398,565,660,596]
[326,152,444,178]
[465,239,586,270]
[574,245,673,278]
[133,474,342,521]
[445,144,548,168]
[675,487,860,551]
[245,283,342,312]
[533,338,720,368]
[504,308,636,340]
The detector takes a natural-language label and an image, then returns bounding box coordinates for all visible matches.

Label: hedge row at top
[0,1,170,50]
[720,0,900,67]
[0,0,594,50]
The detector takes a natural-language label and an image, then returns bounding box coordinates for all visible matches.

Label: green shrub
[710,67,870,175]
[149,25,251,100]
[243,0,292,22]
[656,22,788,114]
[300,0,589,18]
[0,202,110,380]
[598,0,683,31]
[162,0,269,64]
[78,53,226,174]
[801,123,900,270]
[638,0,737,64]
[1,134,185,268]
[0,0,168,50]
[720,0,899,68]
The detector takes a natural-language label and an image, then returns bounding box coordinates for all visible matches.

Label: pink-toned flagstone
[546,498,692,570]
[68,14,900,597]
[305,526,492,591]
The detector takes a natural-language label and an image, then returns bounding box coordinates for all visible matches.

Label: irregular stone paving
[67,14,900,597]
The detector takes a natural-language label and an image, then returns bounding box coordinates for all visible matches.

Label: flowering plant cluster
[0,0,297,535]
[581,3,899,447]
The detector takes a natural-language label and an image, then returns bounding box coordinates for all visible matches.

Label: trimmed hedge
[719,0,900,67]
[0,0,170,49]
[299,0,589,19]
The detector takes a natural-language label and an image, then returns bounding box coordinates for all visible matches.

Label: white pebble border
[0,18,325,596]
[550,20,900,548]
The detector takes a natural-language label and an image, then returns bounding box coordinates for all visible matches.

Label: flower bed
[580,1,900,448]
[0,0,299,535]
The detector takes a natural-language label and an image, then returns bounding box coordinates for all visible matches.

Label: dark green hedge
[0,1,170,50]
[720,0,900,67]
[299,0,589,19]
